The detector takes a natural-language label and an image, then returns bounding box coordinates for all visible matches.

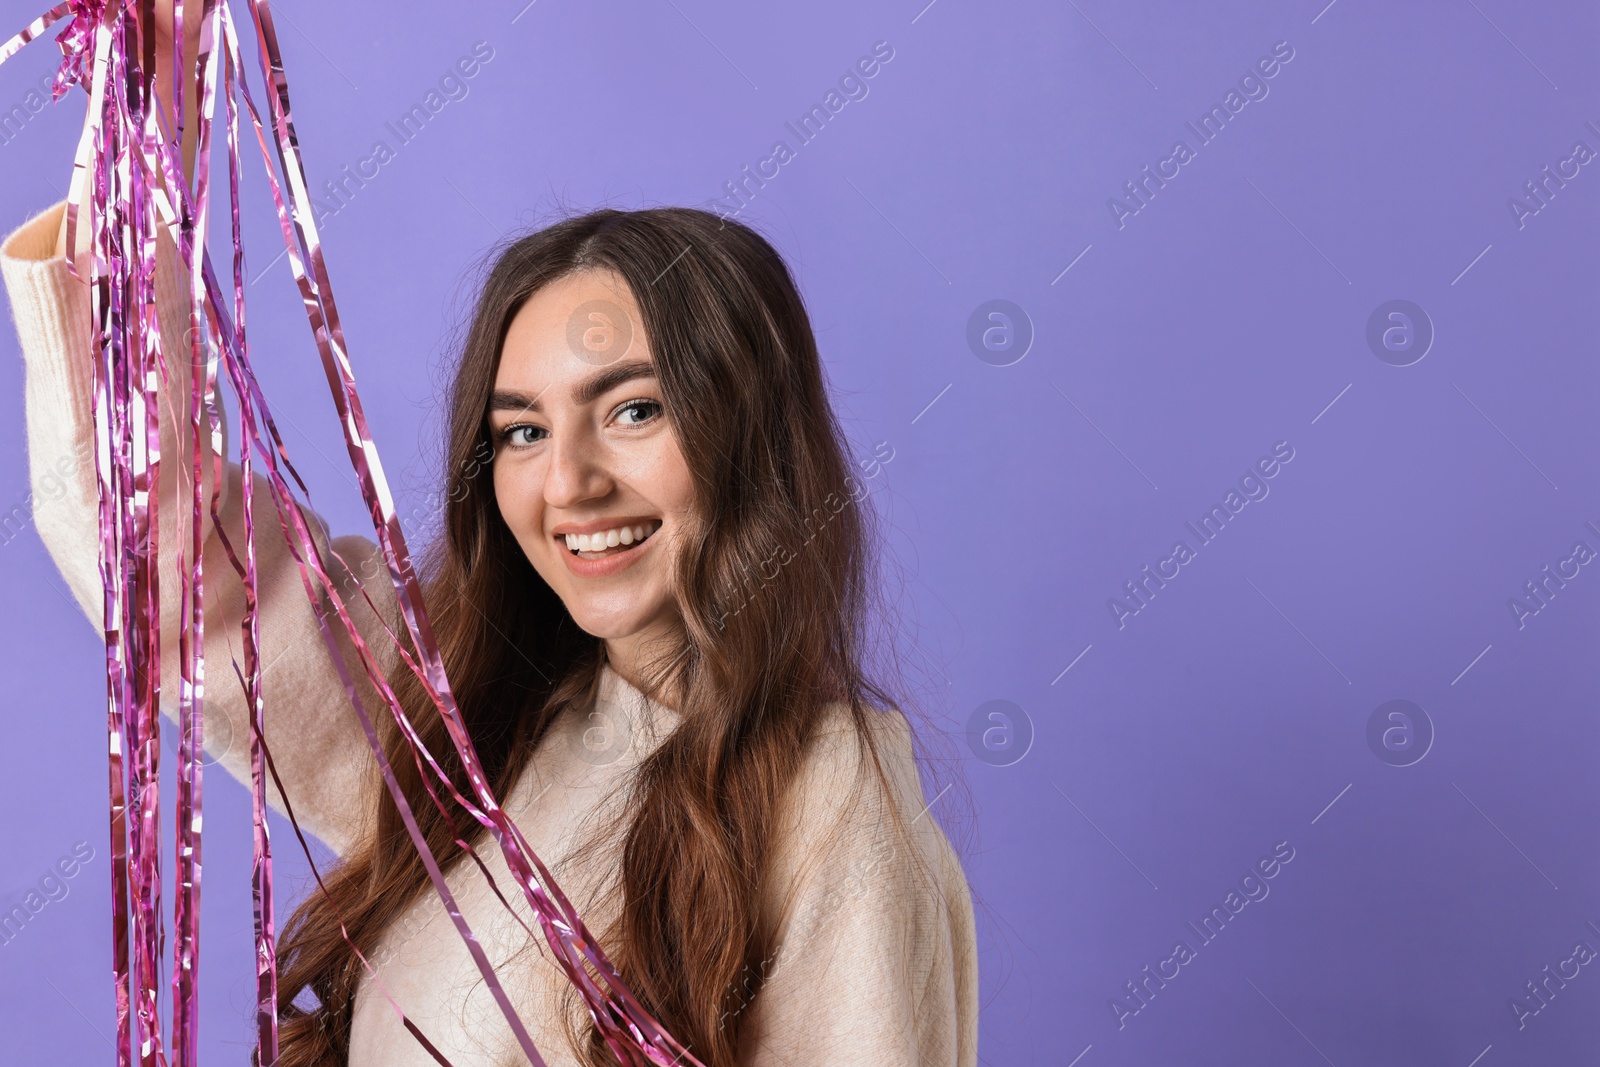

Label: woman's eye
[616,399,662,426]
[499,424,545,447]
[496,402,658,448]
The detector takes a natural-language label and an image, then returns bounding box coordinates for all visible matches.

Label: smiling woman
[484,268,699,680]
[0,5,974,1060]
[312,205,978,1065]
[3,138,977,1067]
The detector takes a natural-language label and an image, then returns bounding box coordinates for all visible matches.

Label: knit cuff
[3,198,199,411]
[1,201,92,389]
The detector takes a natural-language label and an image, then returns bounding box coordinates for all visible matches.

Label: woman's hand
[151,0,207,189]
[56,0,205,259]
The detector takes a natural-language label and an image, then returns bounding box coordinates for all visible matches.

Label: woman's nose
[542,434,612,507]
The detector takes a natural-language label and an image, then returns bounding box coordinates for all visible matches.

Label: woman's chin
[569,608,662,644]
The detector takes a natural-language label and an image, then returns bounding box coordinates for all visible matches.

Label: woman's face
[488,268,696,649]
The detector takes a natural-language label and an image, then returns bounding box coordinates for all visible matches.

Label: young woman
[0,10,977,1067]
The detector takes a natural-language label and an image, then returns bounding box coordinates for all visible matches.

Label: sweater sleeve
[1,198,398,855]
[739,708,980,1067]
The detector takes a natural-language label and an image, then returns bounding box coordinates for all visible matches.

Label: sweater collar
[596,660,681,749]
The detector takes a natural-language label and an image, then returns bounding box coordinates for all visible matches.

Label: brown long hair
[272,205,967,1065]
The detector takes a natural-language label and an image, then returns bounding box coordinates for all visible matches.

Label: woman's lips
[557,524,658,578]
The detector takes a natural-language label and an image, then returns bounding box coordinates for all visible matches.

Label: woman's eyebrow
[489,360,657,416]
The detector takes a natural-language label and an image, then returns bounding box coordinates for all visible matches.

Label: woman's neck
[603,625,686,713]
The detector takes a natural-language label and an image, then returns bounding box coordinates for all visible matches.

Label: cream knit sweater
[2,199,978,1066]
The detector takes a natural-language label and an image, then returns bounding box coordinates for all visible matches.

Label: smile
[562,519,662,558]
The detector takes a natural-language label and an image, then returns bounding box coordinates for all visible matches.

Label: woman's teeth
[564,520,661,556]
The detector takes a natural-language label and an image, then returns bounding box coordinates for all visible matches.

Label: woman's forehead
[498,269,651,390]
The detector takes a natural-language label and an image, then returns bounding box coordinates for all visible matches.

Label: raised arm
[2,197,397,855]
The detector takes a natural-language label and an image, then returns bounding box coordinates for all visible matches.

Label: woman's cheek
[649,436,697,520]
[490,469,531,545]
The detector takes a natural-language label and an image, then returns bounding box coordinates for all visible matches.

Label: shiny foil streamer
[0,3,707,1065]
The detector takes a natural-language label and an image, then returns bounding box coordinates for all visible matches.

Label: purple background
[2,0,1599,1063]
